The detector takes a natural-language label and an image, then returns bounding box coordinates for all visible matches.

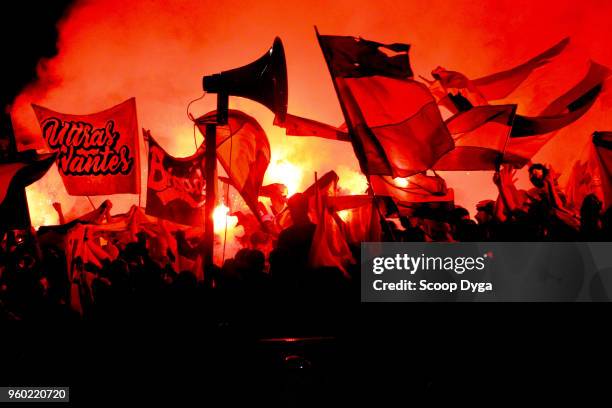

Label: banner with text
[32,98,140,196]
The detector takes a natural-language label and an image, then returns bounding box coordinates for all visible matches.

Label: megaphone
[199,37,287,268]
[203,37,288,123]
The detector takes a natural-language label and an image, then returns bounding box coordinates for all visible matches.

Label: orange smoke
[11,0,612,227]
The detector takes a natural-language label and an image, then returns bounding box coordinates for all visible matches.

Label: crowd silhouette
[0,163,610,322]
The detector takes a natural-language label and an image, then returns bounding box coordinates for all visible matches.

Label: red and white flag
[316,31,454,177]
[196,110,271,220]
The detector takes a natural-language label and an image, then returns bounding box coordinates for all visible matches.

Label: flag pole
[139,128,148,209]
[203,121,217,267]
[314,171,320,217]
[221,122,234,264]
[202,92,227,267]
[86,195,96,210]
[497,106,517,171]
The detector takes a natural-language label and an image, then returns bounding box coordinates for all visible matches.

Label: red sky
[12,0,612,223]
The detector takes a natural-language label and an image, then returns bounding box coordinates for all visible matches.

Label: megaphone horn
[203,37,288,123]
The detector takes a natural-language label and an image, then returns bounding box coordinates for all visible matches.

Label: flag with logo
[145,130,211,226]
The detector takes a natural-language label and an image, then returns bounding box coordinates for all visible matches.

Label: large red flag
[316,30,454,177]
[196,110,270,219]
[32,98,140,196]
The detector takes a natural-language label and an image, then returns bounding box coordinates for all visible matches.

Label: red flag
[275,170,339,229]
[511,61,610,136]
[317,30,454,177]
[259,183,288,214]
[327,195,383,244]
[145,131,210,226]
[308,197,354,277]
[32,98,141,196]
[302,170,338,224]
[540,62,610,115]
[277,113,350,141]
[434,105,516,170]
[472,37,570,101]
[430,38,570,112]
[431,67,488,109]
[196,110,270,219]
[510,87,602,137]
[568,132,612,211]
[593,132,612,210]
[504,62,610,167]
[370,173,454,205]
[326,195,373,212]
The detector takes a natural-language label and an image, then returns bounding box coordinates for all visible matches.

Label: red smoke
[10,0,612,225]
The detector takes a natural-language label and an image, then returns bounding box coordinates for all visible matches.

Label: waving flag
[472,37,570,101]
[32,98,140,196]
[278,113,350,141]
[434,105,517,170]
[504,62,610,166]
[196,110,270,220]
[308,197,355,277]
[326,195,383,244]
[430,67,488,110]
[430,38,570,112]
[370,173,454,205]
[276,170,339,229]
[511,61,609,136]
[259,183,288,214]
[145,131,209,226]
[316,29,453,177]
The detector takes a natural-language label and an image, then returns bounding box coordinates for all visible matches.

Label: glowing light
[393,177,409,188]
[213,204,238,234]
[337,166,368,195]
[338,209,351,221]
[26,186,59,228]
[266,159,303,197]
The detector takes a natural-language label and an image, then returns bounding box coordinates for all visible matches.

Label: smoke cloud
[11,0,612,225]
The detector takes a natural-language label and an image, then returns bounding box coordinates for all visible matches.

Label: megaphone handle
[217,92,229,125]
